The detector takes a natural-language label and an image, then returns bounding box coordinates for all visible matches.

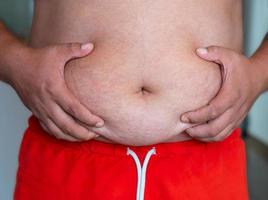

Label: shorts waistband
[27,115,243,158]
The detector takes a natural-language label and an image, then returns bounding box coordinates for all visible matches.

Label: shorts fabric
[14,115,249,200]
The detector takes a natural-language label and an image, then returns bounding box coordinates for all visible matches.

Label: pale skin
[181,34,268,142]
[0,22,105,142]
[0,1,268,144]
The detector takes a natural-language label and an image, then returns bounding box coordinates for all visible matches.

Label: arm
[180,32,268,142]
[250,32,268,92]
[0,21,104,141]
[0,21,29,83]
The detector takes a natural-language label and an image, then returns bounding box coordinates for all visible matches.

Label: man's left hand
[181,46,264,142]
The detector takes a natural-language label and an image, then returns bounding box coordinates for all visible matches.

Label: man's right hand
[7,42,104,142]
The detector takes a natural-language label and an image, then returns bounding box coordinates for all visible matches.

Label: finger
[40,121,51,134]
[181,85,237,124]
[180,46,237,124]
[199,113,245,142]
[187,103,246,141]
[196,46,235,66]
[32,107,80,141]
[57,42,94,61]
[195,124,235,143]
[48,103,98,141]
[30,108,43,122]
[186,108,234,138]
[55,85,104,127]
[45,118,81,142]
[30,107,54,136]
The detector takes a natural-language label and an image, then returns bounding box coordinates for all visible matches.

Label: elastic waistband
[27,115,242,158]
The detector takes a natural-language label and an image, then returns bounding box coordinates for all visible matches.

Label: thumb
[59,42,94,61]
[196,46,234,65]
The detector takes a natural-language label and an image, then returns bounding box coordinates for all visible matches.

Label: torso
[30,0,243,146]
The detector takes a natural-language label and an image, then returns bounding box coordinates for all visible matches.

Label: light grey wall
[0,0,32,200]
[0,0,33,37]
[243,0,268,145]
[0,85,30,200]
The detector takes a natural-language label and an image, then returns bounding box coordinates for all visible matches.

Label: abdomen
[64,41,222,145]
[31,0,242,145]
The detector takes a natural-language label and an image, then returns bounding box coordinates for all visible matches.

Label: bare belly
[30,0,242,146]
[64,43,221,145]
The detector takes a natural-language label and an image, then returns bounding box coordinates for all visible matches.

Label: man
[0,0,267,199]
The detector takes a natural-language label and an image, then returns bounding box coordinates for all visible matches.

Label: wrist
[249,56,268,94]
[0,41,31,85]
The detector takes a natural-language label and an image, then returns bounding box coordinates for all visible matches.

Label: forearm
[0,21,29,84]
[250,32,268,93]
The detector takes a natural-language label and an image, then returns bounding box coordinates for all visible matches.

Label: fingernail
[81,43,93,50]
[95,134,100,138]
[196,48,208,55]
[95,121,104,128]
[181,115,189,123]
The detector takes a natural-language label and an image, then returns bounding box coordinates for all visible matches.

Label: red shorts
[14,116,249,200]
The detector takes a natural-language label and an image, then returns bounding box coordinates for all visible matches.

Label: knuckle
[38,81,49,96]
[67,103,81,116]
[48,128,62,139]
[49,109,60,121]
[40,123,49,132]
[43,81,57,95]
[60,123,73,134]
[46,124,56,134]
[46,82,62,95]
[51,116,70,133]
[45,121,62,138]
[45,86,54,96]
[46,86,65,101]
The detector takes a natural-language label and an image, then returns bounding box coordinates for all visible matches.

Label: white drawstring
[127,147,156,200]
